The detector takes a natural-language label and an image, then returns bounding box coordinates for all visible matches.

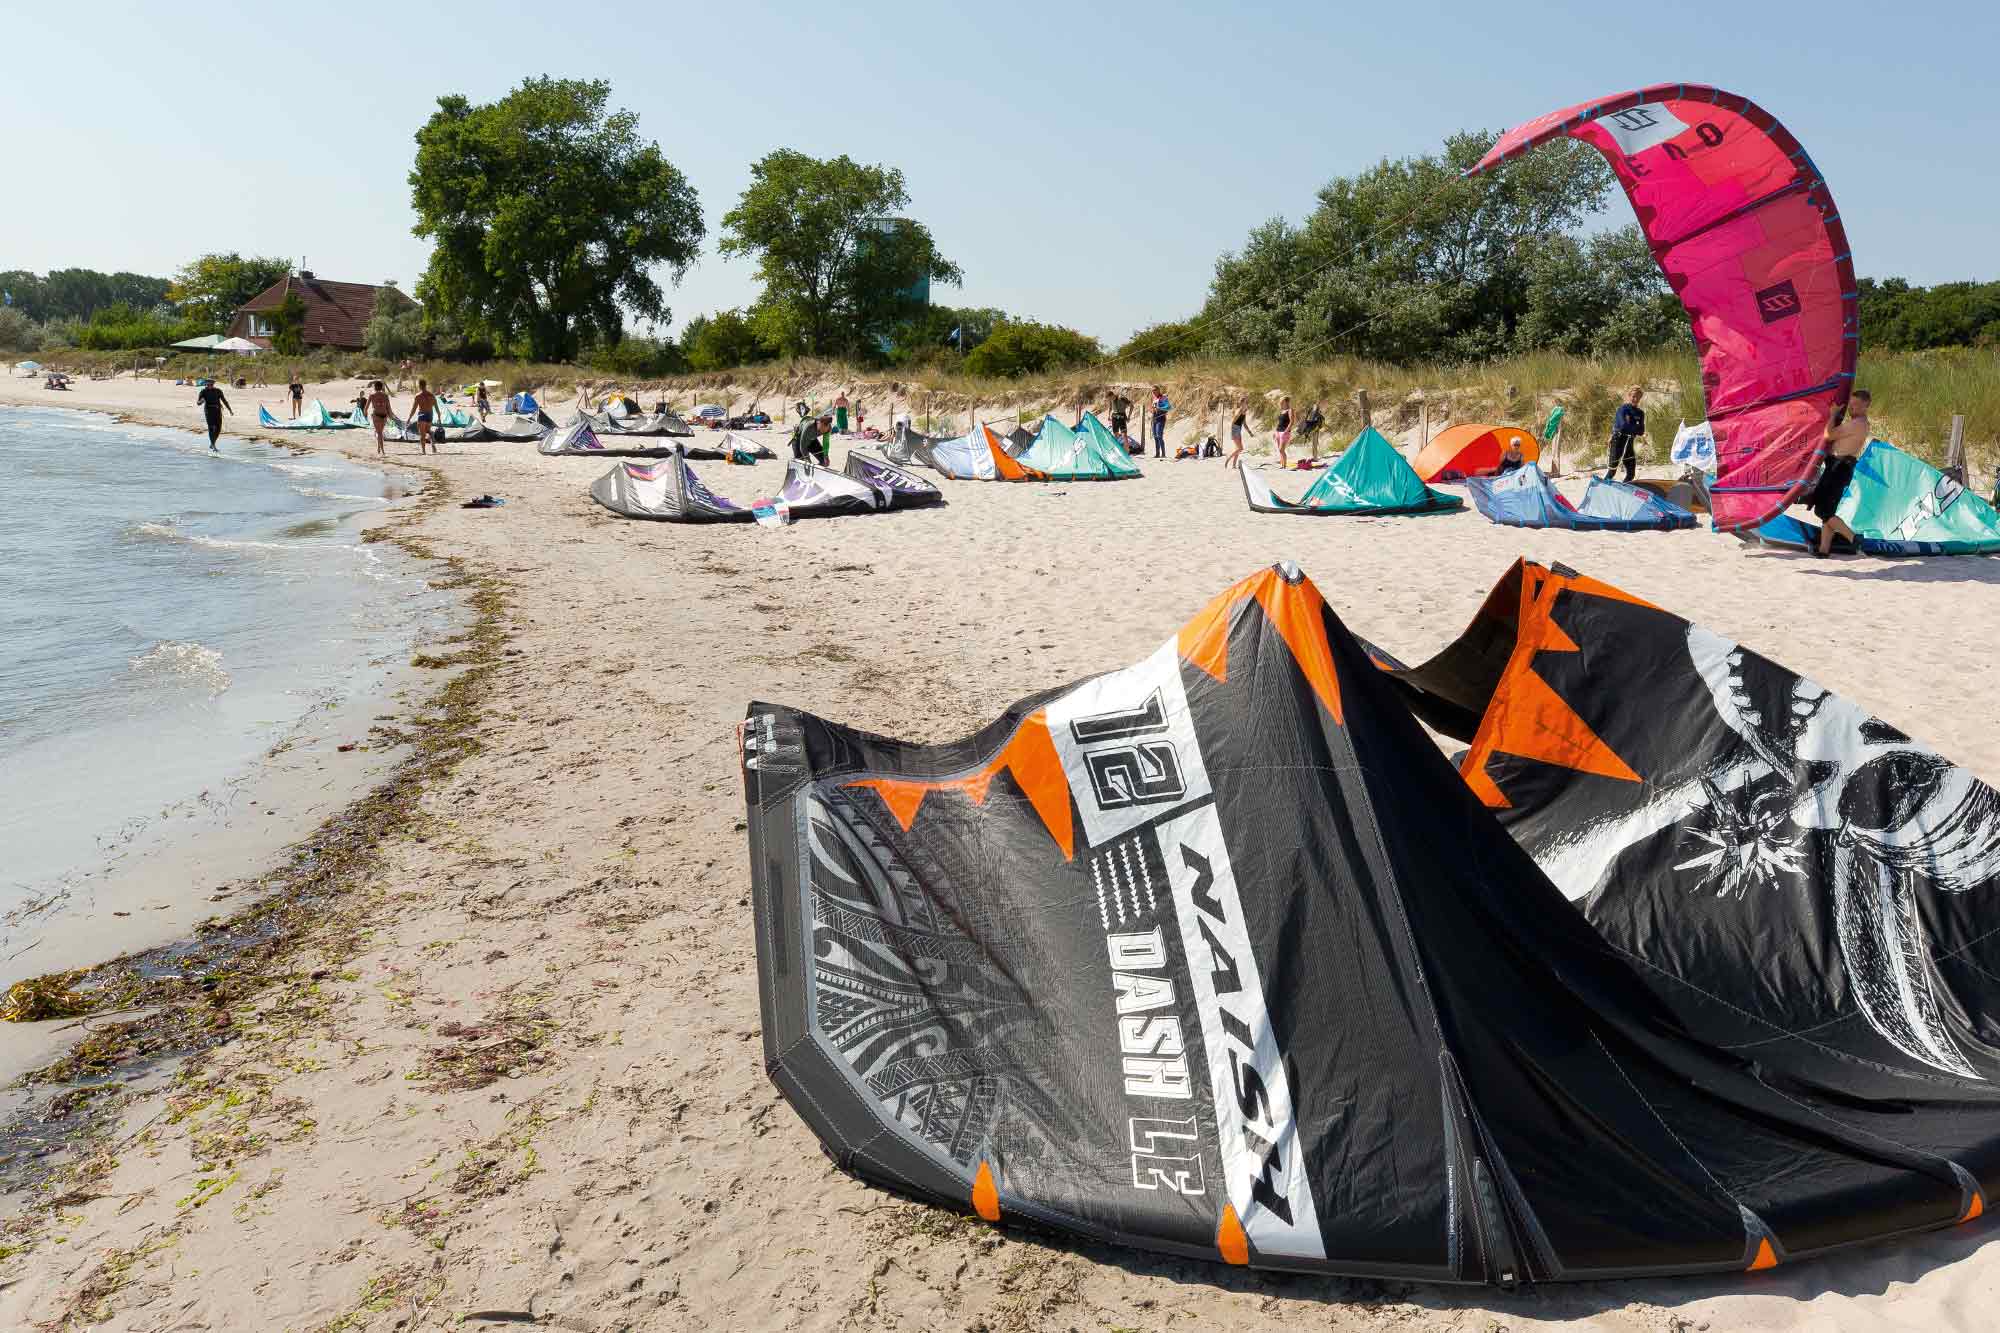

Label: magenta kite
[1470,85,1858,533]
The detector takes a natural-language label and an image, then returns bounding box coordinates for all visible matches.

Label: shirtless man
[408,378,438,455]
[1804,388,1872,557]
[366,380,393,457]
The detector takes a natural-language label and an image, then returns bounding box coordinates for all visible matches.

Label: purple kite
[1469,85,1857,532]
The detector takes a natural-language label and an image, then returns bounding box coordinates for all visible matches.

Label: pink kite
[1469,85,1857,532]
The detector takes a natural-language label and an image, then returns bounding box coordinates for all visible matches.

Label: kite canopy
[1736,441,2000,556]
[257,401,351,430]
[1470,85,1856,531]
[1382,557,2000,1105]
[1467,465,1696,531]
[843,451,944,509]
[588,447,751,523]
[1242,427,1463,516]
[1015,414,1141,480]
[581,408,694,438]
[745,558,2000,1281]
[768,458,885,519]
[924,423,1043,481]
[540,419,680,459]
[1413,424,1540,482]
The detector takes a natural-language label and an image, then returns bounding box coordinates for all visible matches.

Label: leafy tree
[410,77,703,362]
[1117,317,1209,365]
[365,287,425,360]
[885,304,1009,364]
[961,321,1100,377]
[720,150,962,358]
[1203,131,1620,362]
[1859,277,2000,351]
[589,334,687,377]
[268,291,308,356]
[168,254,290,331]
[0,307,40,352]
[681,309,774,372]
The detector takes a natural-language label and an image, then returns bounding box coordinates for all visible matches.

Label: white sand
[0,373,1995,1329]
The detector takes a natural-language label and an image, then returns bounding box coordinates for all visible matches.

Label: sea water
[0,405,454,919]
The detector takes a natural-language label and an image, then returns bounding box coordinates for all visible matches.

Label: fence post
[1419,395,1429,449]
[1356,389,1371,430]
[1945,414,1967,484]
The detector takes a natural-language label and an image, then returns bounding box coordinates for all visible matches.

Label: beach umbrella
[215,336,262,354]
[15,359,40,372]
[170,334,226,351]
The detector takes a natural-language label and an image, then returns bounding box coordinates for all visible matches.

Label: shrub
[961,321,1100,377]
[0,307,41,353]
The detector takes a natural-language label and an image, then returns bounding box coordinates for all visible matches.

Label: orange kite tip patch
[972,1160,1000,1222]
[1217,1203,1250,1266]
[1962,1191,1984,1224]
[1748,1236,1779,1271]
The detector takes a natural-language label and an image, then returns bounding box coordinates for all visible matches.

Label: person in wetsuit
[196,382,233,450]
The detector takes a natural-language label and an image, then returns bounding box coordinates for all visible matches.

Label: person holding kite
[1805,389,1873,557]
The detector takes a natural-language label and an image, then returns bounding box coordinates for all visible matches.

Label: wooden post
[1418,395,1429,449]
[1945,414,1967,484]
[1356,389,1371,430]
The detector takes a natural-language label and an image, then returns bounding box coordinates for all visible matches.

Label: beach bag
[1201,436,1222,458]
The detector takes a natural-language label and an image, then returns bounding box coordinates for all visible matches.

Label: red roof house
[229,272,412,351]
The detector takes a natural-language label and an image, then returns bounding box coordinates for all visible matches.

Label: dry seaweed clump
[0,970,97,1022]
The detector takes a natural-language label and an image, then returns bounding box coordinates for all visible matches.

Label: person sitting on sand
[408,379,438,455]
[1803,389,1874,557]
[196,381,233,451]
[1492,436,1528,476]
[367,381,393,457]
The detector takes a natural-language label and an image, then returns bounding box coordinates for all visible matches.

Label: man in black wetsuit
[196,381,233,450]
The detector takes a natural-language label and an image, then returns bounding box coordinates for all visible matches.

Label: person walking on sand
[287,369,304,420]
[1150,386,1170,459]
[1274,395,1294,469]
[196,381,233,451]
[475,382,490,420]
[408,378,438,455]
[1803,389,1874,557]
[1226,406,1249,470]
[1298,400,1326,460]
[833,390,850,435]
[1605,386,1645,483]
[1109,393,1130,445]
[366,380,393,457]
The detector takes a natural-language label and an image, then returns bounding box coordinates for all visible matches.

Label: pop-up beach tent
[1412,423,1541,482]
[744,557,2000,1281]
[1242,426,1463,516]
[1015,414,1140,480]
[1467,465,1696,531]
[1736,441,2000,556]
[589,447,752,523]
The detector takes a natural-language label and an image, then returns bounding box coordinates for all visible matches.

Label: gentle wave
[291,485,387,503]
[126,521,324,554]
[129,640,231,693]
[266,462,342,478]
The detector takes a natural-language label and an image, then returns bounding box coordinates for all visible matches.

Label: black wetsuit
[196,385,229,448]
[1606,402,1645,482]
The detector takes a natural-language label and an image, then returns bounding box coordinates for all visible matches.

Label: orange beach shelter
[1413,423,1540,482]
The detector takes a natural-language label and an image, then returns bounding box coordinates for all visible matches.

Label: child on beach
[1226,407,1248,470]
[1150,387,1170,459]
[475,383,490,419]
[1274,395,1293,469]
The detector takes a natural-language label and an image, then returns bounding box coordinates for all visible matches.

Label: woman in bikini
[1274,395,1293,468]
[367,380,393,457]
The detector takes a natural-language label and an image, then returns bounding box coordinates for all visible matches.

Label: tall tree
[720,150,962,358]
[168,254,291,331]
[409,77,703,362]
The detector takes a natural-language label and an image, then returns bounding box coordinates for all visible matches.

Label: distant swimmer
[366,380,392,457]
[196,381,233,450]
[1804,388,1873,557]
[409,378,437,455]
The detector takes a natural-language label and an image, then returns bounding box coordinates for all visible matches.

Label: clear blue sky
[3,0,1993,343]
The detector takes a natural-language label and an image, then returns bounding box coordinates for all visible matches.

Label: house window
[249,315,274,337]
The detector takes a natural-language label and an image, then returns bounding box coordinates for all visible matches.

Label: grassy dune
[38,344,1998,467]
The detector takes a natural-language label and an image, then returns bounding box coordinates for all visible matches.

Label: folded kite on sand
[257,401,353,430]
[1467,465,1696,531]
[1241,427,1462,515]
[588,447,751,523]
[843,451,944,509]
[743,557,2000,1281]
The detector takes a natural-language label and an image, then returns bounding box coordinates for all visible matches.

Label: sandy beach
[0,372,1996,1331]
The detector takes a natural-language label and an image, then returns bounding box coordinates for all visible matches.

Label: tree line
[5,78,1993,375]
